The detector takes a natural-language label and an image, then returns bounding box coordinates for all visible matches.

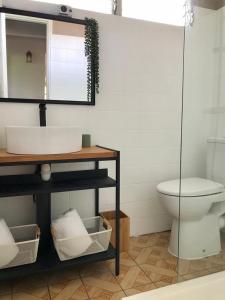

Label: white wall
[0,0,184,236]
[181,7,217,179]
[7,35,46,99]
[48,22,87,101]
[205,6,225,139]
[0,13,8,97]
[180,6,225,184]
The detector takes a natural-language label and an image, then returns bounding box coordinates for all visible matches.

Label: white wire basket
[0,224,40,269]
[52,216,112,261]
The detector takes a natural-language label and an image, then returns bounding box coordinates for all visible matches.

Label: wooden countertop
[0,146,118,166]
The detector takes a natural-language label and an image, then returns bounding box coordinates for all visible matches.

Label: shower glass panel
[178,0,225,282]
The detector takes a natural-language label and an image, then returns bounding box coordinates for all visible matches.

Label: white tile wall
[181,7,219,180]
[207,7,225,139]
[49,33,87,101]
[0,1,184,235]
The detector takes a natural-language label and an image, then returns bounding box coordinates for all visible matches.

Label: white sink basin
[6,126,82,155]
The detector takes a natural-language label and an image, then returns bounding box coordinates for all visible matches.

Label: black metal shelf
[0,244,116,281]
[0,146,120,280]
[0,169,116,197]
[0,177,116,197]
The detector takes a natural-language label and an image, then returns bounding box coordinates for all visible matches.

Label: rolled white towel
[0,219,19,268]
[52,209,92,258]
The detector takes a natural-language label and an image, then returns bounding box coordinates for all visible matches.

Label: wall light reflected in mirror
[26,50,32,63]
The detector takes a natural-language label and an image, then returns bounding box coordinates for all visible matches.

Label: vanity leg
[39,103,47,127]
[115,154,120,276]
[95,160,99,216]
[38,104,50,258]
[36,193,51,256]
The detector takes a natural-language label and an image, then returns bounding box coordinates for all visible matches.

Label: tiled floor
[1,231,225,300]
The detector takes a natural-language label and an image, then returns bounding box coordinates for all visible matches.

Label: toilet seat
[157,177,224,197]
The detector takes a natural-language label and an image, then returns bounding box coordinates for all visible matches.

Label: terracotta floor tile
[12,275,48,293]
[179,265,225,282]
[0,281,12,296]
[128,246,143,261]
[0,295,12,300]
[134,246,176,266]
[207,252,225,268]
[4,231,225,299]
[124,283,156,296]
[90,290,126,300]
[13,286,50,300]
[118,252,136,267]
[152,232,170,248]
[140,260,177,284]
[129,235,157,250]
[116,265,151,290]
[82,272,122,299]
[156,231,170,240]
[154,280,176,288]
[106,253,136,275]
[49,278,88,300]
[177,258,211,276]
[80,262,110,278]
[179,269,211,282]
[208,265,225,273]
[140,254,177,272]
[47,268,80,285]
[129,233,169,260]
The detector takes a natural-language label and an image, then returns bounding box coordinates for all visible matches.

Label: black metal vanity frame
[0,6,96,106]
[0,7,119,281]
[0,145,120,280]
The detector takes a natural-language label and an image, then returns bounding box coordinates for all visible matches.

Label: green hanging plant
[84,18,99,101]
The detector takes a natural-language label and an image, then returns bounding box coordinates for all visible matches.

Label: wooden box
[100,211,130,252]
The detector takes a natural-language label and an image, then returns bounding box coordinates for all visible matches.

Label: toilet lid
[157,177,224,197]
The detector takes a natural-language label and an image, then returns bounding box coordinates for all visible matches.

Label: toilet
[157,138,225,260]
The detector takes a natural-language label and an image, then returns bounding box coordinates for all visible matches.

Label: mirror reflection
[0,14,88,102]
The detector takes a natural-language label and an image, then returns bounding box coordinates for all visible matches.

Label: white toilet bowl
[157,177,225,260]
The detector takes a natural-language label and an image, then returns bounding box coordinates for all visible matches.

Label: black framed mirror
[0,7,99,105]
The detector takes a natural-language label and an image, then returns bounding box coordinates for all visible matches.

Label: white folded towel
[0,219,19,267]
[52,209,92,259]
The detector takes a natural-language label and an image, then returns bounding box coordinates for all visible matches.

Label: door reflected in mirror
[0,13,89,102]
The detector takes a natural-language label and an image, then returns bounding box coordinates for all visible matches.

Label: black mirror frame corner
[0,6,98,106]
